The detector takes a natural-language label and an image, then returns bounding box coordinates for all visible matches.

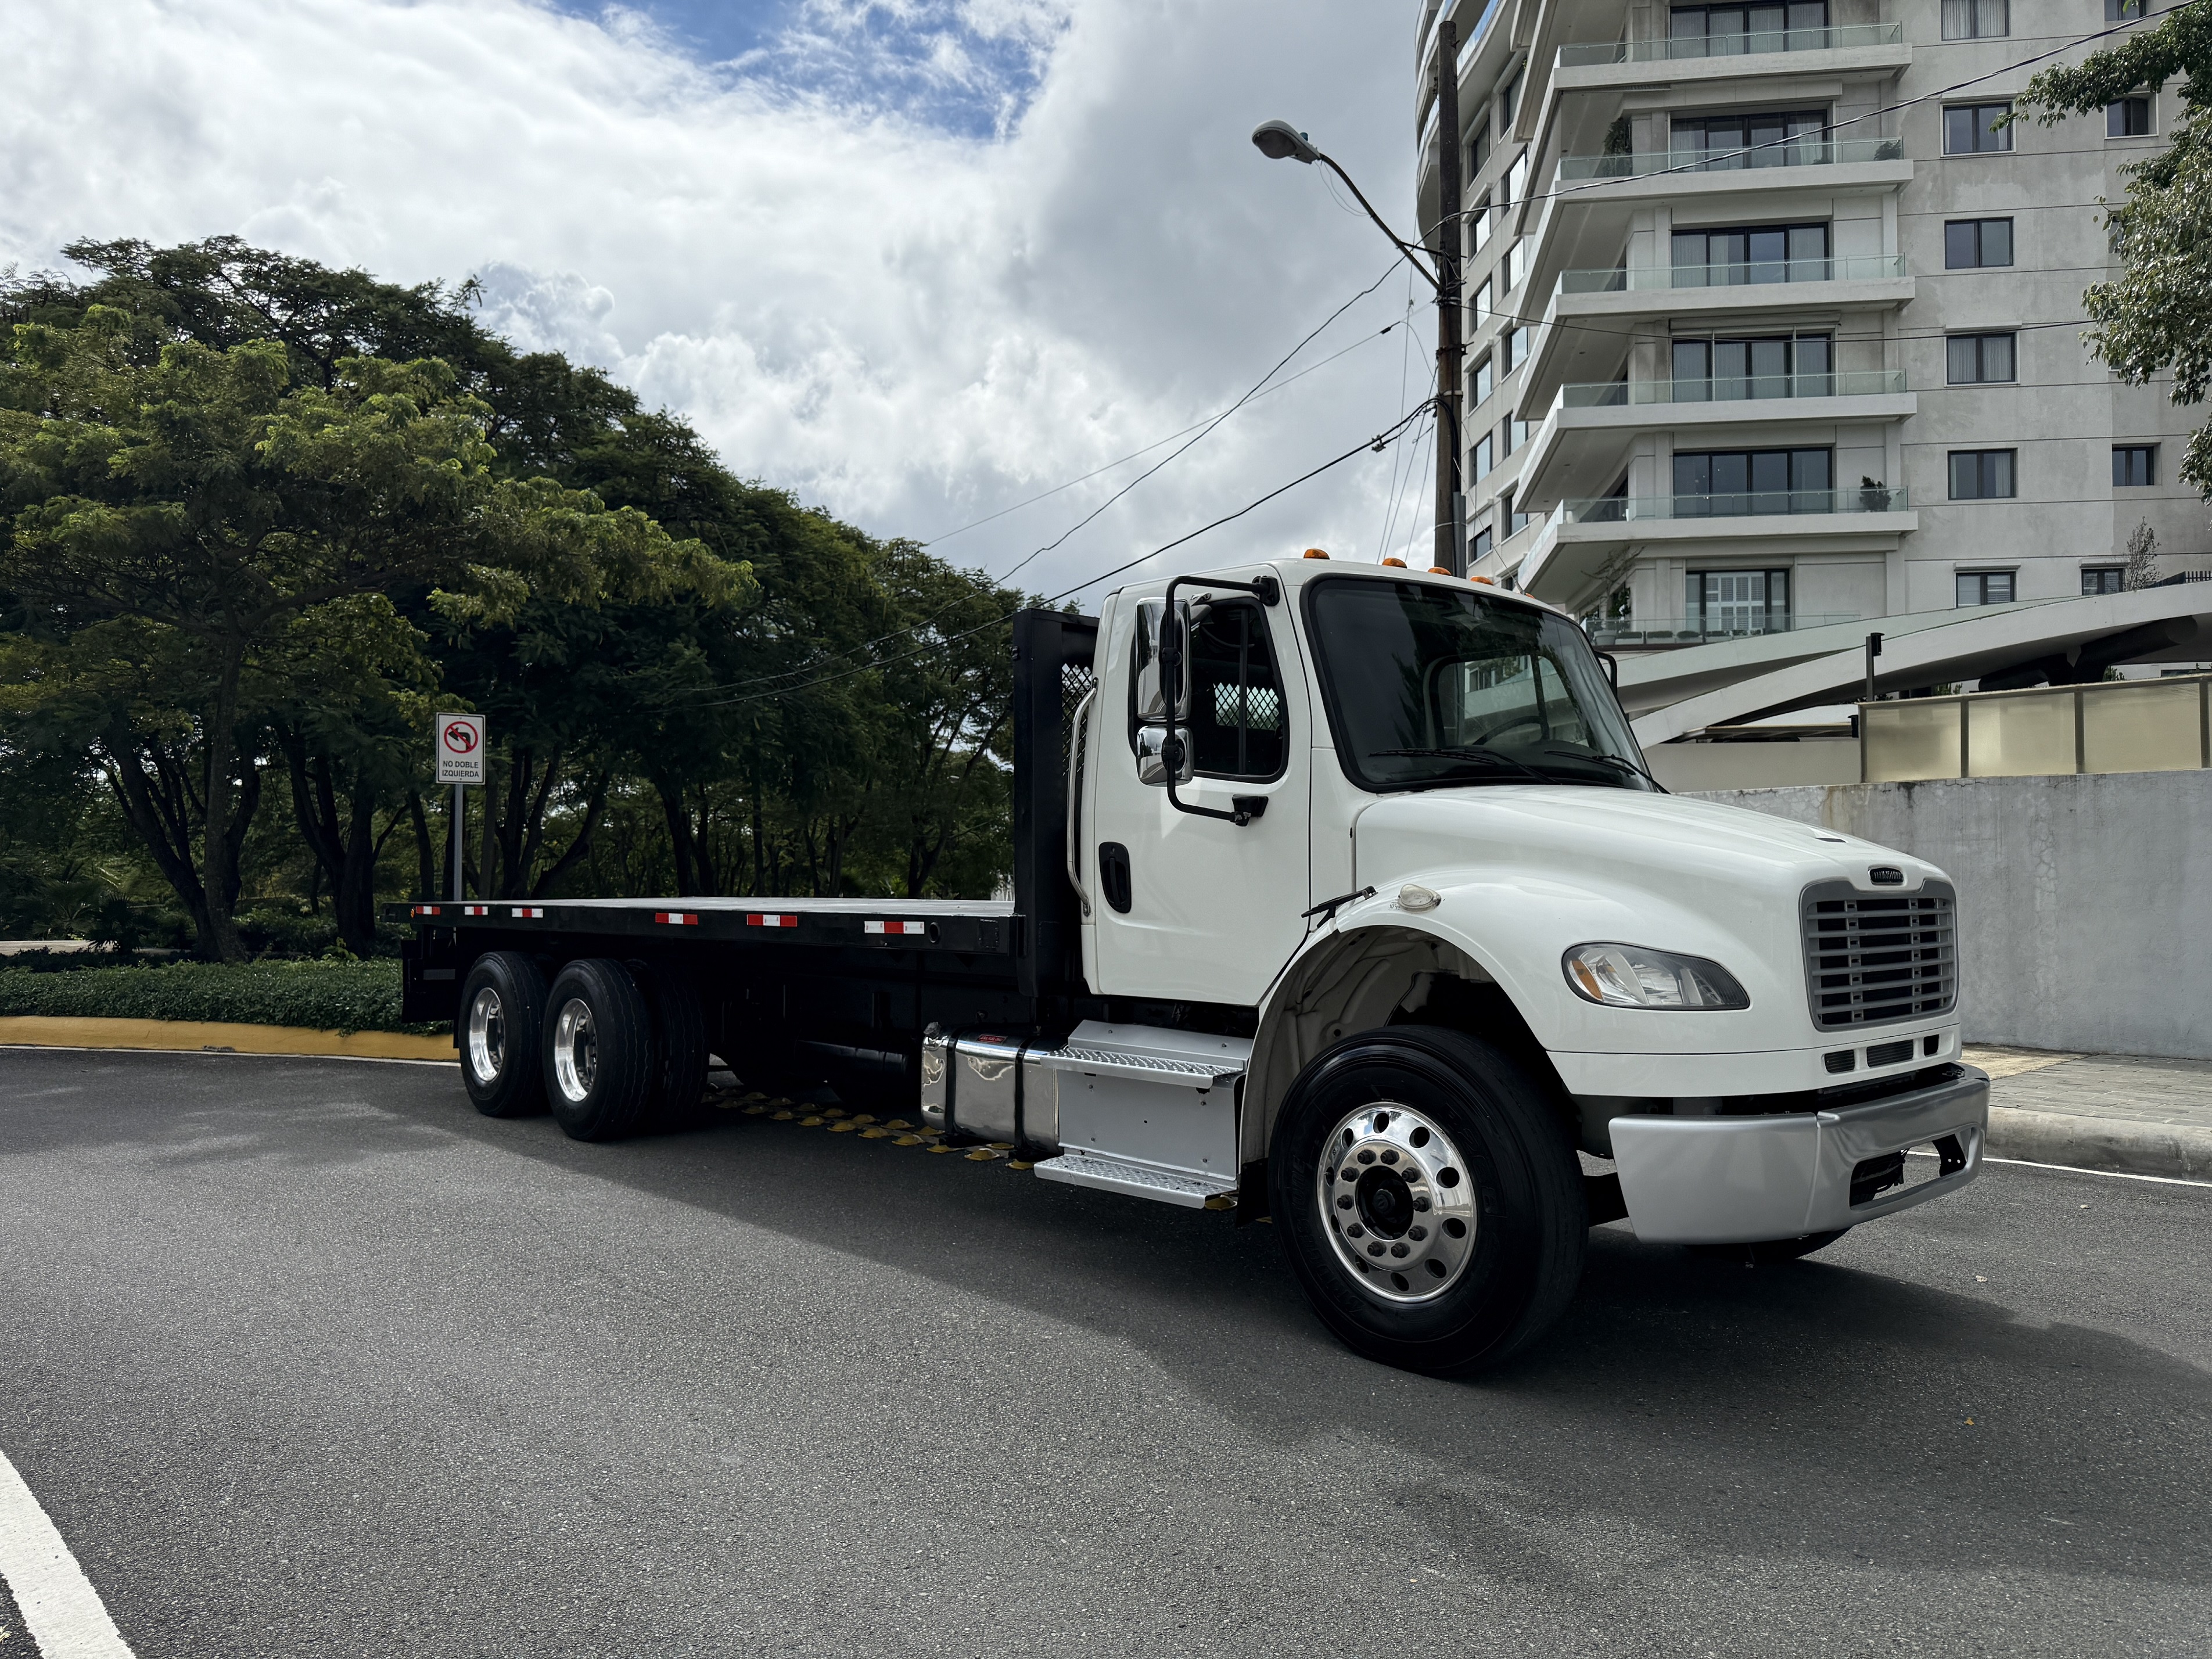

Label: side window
[1187,604,1287,780]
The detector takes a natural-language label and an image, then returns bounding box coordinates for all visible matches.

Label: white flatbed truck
[401,555,1988,1374]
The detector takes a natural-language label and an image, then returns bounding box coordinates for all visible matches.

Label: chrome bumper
[1608,1066,1989,1245]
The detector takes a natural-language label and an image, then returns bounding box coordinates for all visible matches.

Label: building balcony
[1513,489,1918,613]
[1556,22,1902,67]
[1517,261,1916,413]
[1516,373,1916,507]
[1557,136,1905,182]
[1583,611,1865,649]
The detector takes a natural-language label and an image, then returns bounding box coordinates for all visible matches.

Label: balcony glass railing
[1557,136,1904,180]
[1559,370,1908,408]
[1557,22,1903,66]
[1556,254,1907,294]
[1551,485,1910,523]
[1582,612,1862,646]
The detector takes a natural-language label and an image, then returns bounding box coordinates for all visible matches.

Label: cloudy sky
[3,0,1438,600]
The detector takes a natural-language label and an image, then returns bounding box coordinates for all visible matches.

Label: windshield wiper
[1538,745,1669,793]
[1370,745,1555,785]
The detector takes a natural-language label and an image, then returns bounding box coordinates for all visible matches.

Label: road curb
[0,1015,453,1063]
[1987,1105,2212,1182]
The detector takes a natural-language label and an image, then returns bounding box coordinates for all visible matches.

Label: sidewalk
[1970,1046,2212,1182]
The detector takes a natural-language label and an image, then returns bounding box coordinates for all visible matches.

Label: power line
[706,257,1410,704]
[681,398,1438,712]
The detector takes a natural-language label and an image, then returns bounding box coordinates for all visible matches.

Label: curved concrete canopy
[1628,586,2212,747]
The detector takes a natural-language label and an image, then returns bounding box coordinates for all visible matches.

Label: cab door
[1084,576,1312,1007]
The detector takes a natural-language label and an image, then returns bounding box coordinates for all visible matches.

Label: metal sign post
[435,714,486,901]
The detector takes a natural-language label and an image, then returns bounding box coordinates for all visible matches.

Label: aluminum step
[1030,1150,1233,1209]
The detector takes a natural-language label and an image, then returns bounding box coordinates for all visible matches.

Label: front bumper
[1608,1066,1989,1244]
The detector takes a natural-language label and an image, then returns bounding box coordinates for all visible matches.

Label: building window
[1471,194,1493,251]
[2108,96,2153,137]
[1473,432,1495,478]
[1941,0,2008,38]
[1673,333,1832,398]
[2113,444,2157,486]
[2082,566,2125,595]
[1498,72,1521,134]
[2106,0,2146,19]
[1672,221,1829,284]
[1472,353,1495,406]
[1502,489,1530,537]
[1505,150,1529,207]
[1956,570,2016,606]
[1944,217,2014,268]
[1949,450,2017,499]
[1672,447,1833,514]
[1468,127,1491,181]
[1686,569,1791,634]
[1470,525,1493,561]
[1674,109,1827,168]
[1947,332,2016,383]
[1505,237,1528,292]
[1669,3,1830,52]
[1944,102,2013,153]
[1473,279,1492,321]
[1499,325,1531,375]
[1500,416,1531,456]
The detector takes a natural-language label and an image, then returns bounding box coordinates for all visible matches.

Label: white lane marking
[0,1448,135,1657]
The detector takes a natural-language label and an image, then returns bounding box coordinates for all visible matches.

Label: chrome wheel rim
[465,986,505,1086]
[551,997,598,1104]
[1316,1100,1478,1303]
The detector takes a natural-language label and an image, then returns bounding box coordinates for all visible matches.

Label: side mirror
[1134,599,1197,723]
[1136,724,1194,786]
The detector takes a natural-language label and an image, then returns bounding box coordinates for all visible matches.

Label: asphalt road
[1,1050,2207,1658]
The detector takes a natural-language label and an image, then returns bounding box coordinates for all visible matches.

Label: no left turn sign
[436,713,486,784]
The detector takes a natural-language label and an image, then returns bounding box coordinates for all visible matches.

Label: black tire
[631,961,709,1130]
[457,951,549,1119]
[1687,1229,1850,1266]
[1268,1026,1586,1377]
[541,958,655,1142]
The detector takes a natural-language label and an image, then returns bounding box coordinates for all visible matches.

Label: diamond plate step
[1030,1150,1234,1209]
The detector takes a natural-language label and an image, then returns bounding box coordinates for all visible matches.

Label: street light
[1252,102,1464,573]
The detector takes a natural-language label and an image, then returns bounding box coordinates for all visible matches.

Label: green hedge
[0,960,443,1036]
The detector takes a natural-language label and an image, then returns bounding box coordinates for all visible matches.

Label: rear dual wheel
[1270,1026,1586,1377]
[459,951,704,1140]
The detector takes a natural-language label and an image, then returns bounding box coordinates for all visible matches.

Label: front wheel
[1269,1026,1586,1377]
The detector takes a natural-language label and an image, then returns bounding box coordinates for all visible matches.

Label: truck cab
[1053,554,1985,1367]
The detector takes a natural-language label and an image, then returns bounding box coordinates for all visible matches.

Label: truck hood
[1350,785,1950,1053]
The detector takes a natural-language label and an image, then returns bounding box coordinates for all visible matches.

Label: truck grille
[1801,879,1956,1030]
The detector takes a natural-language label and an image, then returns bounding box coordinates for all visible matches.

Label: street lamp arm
[1312,152,1443,292]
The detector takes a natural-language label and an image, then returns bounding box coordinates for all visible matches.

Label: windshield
[1304,576,1656,792]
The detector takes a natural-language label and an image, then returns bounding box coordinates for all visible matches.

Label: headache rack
[1801,879,1957,1030]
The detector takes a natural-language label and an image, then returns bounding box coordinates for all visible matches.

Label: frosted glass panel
[2083,681,2205,774]
[1863,701,1962,781]
[1967,693,2075,777]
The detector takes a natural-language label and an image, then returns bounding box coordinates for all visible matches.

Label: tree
[0,315,734,957]
[2124,519,2162,589]
[2014,8,2212,493]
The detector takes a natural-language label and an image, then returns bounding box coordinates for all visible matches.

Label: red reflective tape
[745,913,795,928]
[656,912,699,926]
[463,905,489,916]
[511,906,544,919]
[865,920,928,935]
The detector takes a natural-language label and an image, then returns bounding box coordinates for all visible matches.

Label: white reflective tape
[0,1445,135,1656]
[656,913,699,926]
[462,905,489,916]
[745,914,794,928]
[511,907,544,919]
[865,920,927,935]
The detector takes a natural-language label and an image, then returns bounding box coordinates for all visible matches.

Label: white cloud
[1,0,1442,595]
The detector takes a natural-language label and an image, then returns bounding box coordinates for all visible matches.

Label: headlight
[1563,943,1749,1010]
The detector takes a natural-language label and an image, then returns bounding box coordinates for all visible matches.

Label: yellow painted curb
[0,1015,454,1062]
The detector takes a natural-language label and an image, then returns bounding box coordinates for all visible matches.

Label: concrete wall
[1689,772,2212,1060]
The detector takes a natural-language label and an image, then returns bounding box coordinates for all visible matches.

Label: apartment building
[1416,0,2204,647]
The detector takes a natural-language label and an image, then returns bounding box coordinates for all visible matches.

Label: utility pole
[1432,15,1465,576]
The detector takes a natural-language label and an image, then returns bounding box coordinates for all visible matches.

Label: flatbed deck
[403,896,1015,954]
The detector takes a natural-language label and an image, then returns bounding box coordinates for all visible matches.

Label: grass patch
[0,959,442,1036]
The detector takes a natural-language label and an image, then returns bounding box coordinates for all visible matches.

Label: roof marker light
[1303,548,1330,559]
[1380,557,1406,568]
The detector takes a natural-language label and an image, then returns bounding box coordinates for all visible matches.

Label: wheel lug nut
[1390,1243,1409,1258]
[1346,1224,1364,1238]
[1409,1225,1427,1241]
[1380,1149,1398,1164]
[1336,1195,1353,1209]
[1367,1243,1385,1258]
[1413,1196,1431,1212]
[1357,1150,1376,1164]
